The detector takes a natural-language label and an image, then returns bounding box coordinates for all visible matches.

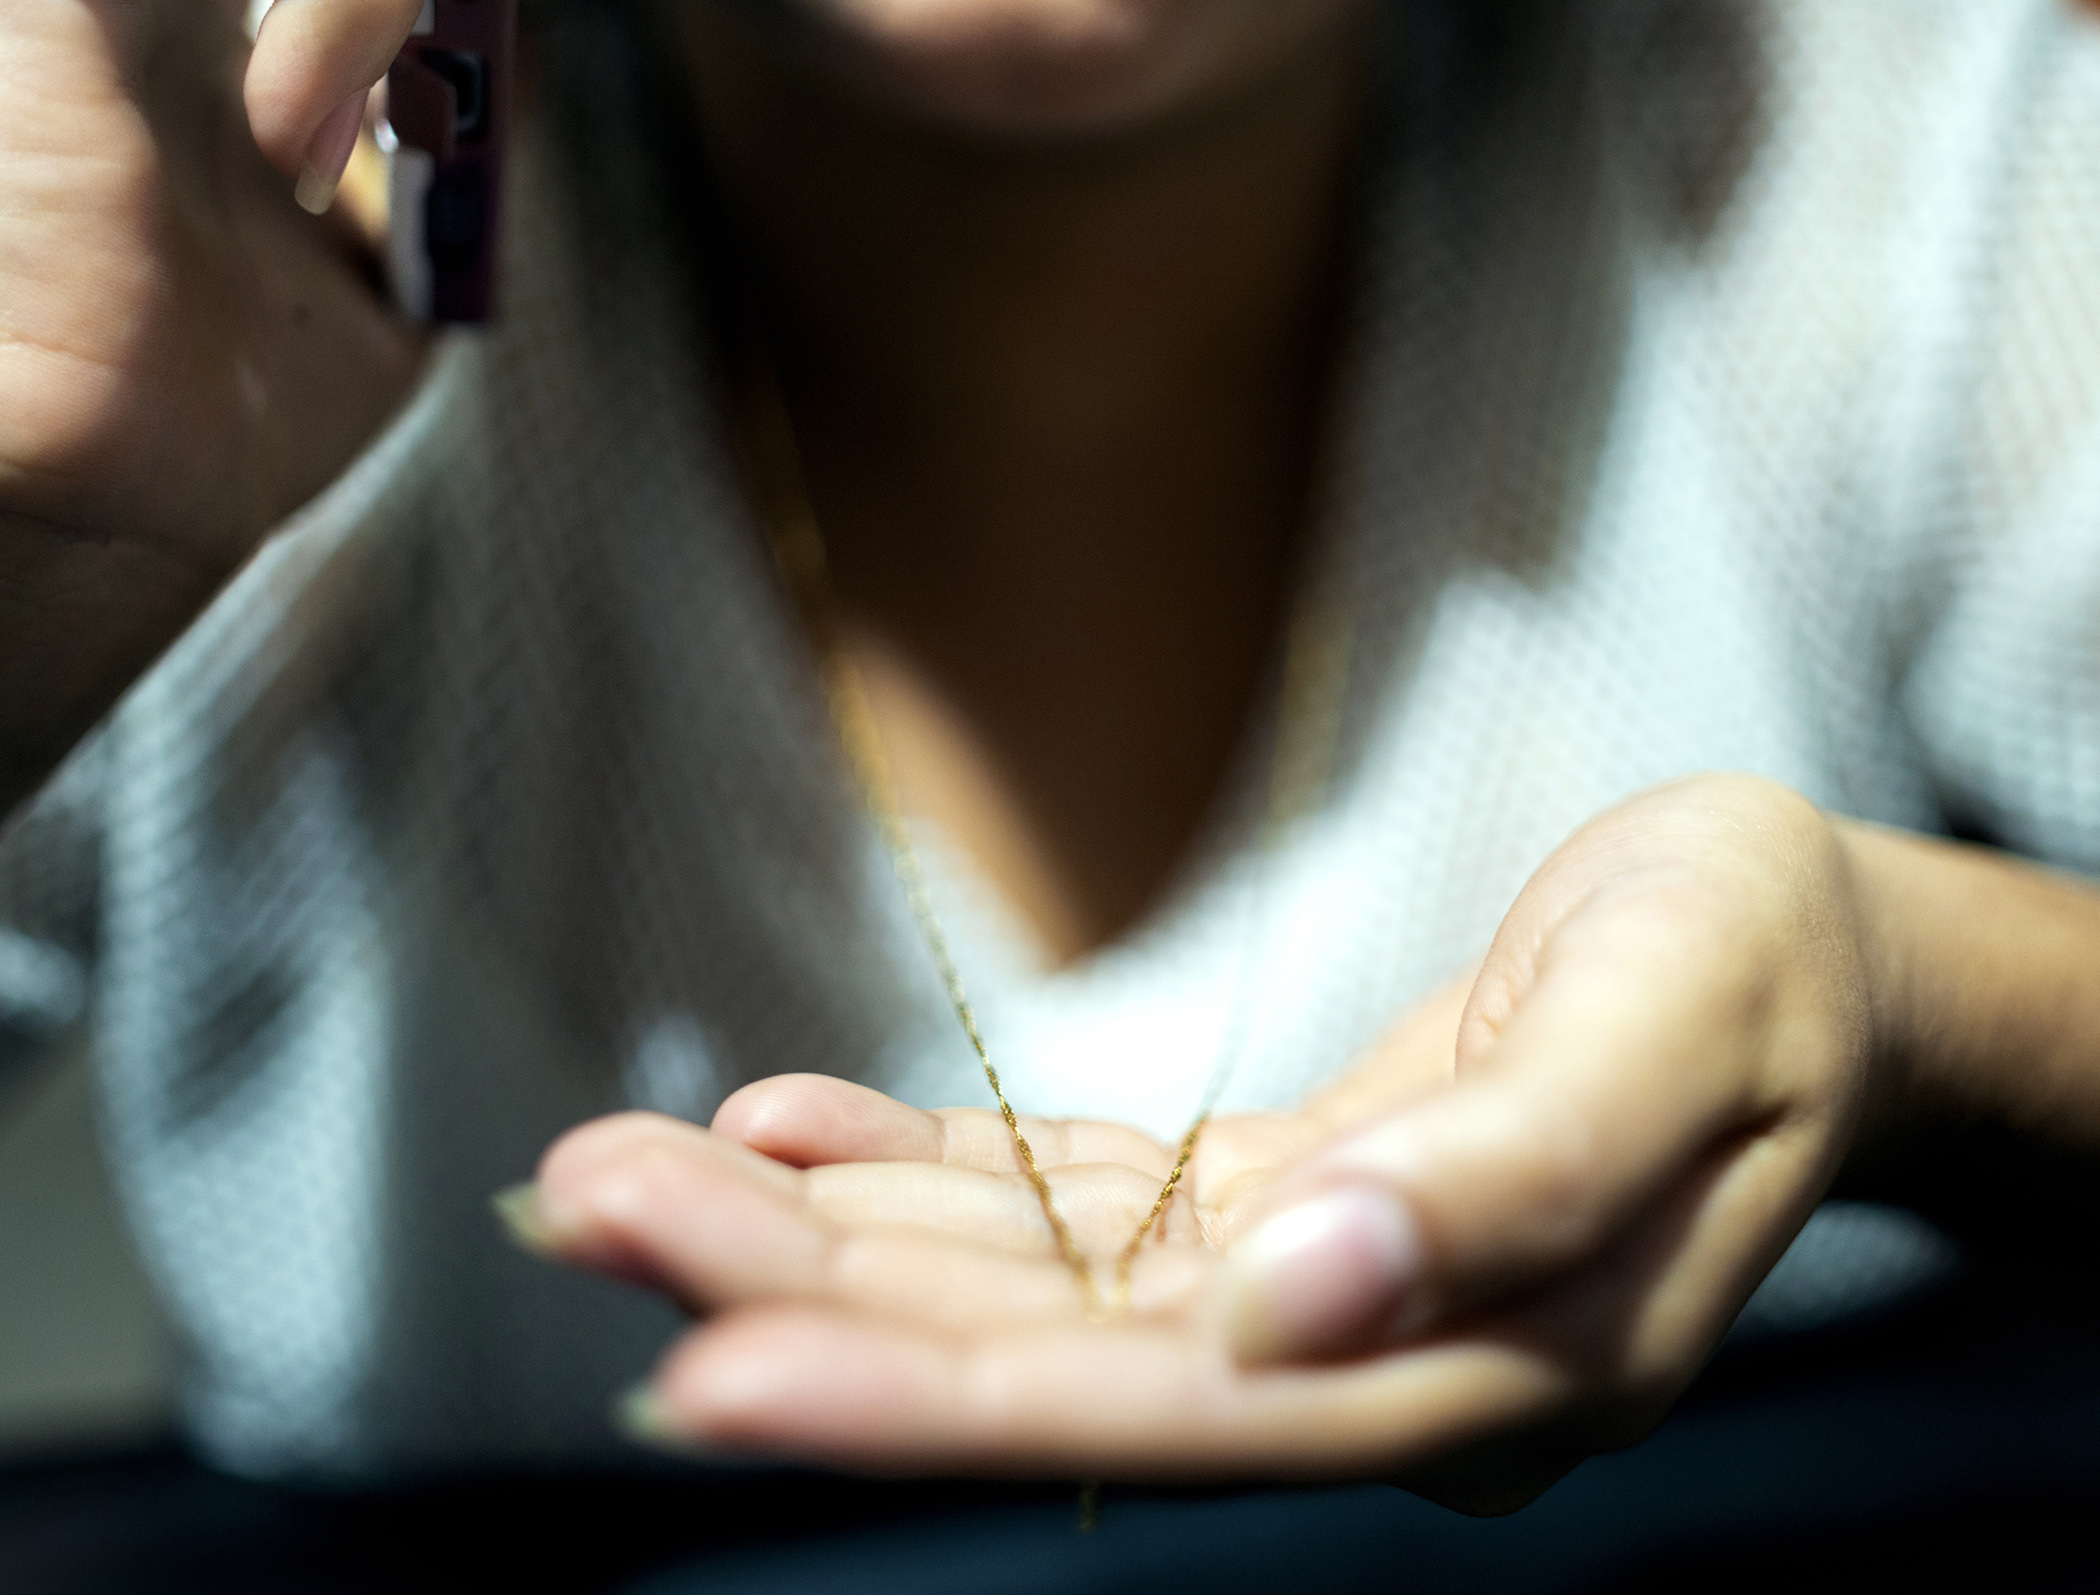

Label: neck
[674,12,1374,958]
[677,13,1370,473]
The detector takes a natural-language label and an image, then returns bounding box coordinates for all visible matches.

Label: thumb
[1216,908,1758,1364]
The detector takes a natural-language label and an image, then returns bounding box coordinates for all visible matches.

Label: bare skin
[674,3,1372,958]
[0,0,430,815]
[530,776,2100,1511]
[1,0,1370,962]
[9,0,2100,1512]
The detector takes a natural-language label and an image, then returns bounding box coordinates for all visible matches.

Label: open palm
[532,779,1883,1511]
[532,985,1565,1488]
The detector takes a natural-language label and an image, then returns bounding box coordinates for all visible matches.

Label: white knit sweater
[2,0,2096,1482]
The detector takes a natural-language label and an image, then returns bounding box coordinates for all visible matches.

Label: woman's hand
[523,775,1912,1506]
[1,0,428,809]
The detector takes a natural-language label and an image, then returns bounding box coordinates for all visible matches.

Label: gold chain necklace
[737,365,1350,1508]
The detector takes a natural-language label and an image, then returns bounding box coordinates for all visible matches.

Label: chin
[712,0,1364,135]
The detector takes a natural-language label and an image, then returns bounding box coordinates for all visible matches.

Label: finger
[534,1111,1060,1321]
[933,1108,1177,1180]
[243,0,426,178]
[1219,906,1766,1363]
[715,1073,1175,1178]
[636,1134,1817,1484]
[642,1306,1569,1480]
[542,1108,1142,1266]
[1514,1111,1826,1398]
[557,1105,1194,1266]
[290,84,367,214]
[806,1158,1201,1256]
[1175,1113,1311,1233]
[531,1111,811,1300]
[531,1112,1201,1323]
[1192,978,1473,1233]
[713,1075,947,1167]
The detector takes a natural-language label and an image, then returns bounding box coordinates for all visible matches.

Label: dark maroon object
[387,0,517,323]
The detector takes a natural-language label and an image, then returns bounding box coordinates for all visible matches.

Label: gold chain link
[741,364,1349,1328]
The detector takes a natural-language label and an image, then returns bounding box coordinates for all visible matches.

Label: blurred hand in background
[0,0,424,811]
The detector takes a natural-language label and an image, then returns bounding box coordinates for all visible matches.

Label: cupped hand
[530,774,1887,1510]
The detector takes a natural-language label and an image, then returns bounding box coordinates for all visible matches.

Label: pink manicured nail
[295,88,369,215]
[1223,1183,1424,1363]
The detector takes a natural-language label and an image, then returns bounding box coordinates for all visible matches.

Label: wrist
[1830,816,1934,1159]
[1830,815,2100,1155]
[0,520,227,820]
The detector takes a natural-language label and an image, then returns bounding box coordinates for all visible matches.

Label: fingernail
[491,1182,562,1258]
[611,1383,745,1462]
[295,88,369,215]
[612,1382,681,1448]
[1222,1183,1425,1363]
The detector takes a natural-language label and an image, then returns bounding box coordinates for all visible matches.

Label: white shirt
[3,0,2097,1482]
